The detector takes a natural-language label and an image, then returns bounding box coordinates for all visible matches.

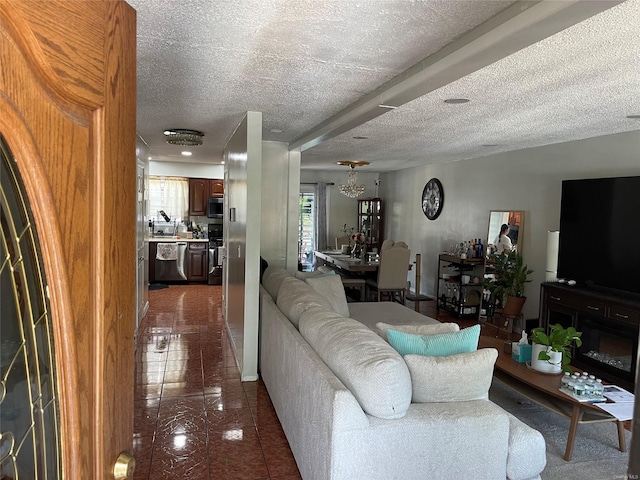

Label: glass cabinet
[357,198,383,251]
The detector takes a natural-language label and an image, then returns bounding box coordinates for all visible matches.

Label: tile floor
[133,284,301,480]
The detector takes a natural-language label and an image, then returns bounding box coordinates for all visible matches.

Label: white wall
[149,160,224,178]
[225,112,262,381]
[378,130,640,321]
[261,142,296,268]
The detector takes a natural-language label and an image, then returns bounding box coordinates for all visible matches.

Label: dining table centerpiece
[350,232,367,258]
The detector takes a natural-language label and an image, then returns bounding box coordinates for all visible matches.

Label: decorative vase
[530,343,563,374]
[352,243,362,258]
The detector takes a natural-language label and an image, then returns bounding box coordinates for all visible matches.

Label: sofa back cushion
[276,277,333,328]
[306,274,350,318]
[294,267,335,281]
[299,307,412,419]
[262,266,293,301]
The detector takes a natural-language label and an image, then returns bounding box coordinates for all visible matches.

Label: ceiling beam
[289,0,624,153]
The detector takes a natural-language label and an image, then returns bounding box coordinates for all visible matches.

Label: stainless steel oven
[208,240,224,285]
[208,220,223,240]
[208,220,224,284]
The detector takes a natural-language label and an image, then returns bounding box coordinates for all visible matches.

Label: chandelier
[163,129,204,146]
[337,161,369,198]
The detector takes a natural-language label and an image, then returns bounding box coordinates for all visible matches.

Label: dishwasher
[155,242,188,281]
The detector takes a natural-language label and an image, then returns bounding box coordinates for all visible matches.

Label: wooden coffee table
[479,336,627,461]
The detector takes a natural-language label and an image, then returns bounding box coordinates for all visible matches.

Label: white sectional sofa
[258,266,546,480]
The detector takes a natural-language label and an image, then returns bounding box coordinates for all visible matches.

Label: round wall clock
[422,178,444,220]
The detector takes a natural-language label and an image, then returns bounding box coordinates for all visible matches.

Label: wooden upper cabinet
[210,179,224,197]
[189,178,208,215]
[189,178,224,215]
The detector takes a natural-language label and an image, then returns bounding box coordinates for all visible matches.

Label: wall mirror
[487,210,525,254]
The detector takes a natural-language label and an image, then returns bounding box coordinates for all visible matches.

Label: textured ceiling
[129,0,640,171]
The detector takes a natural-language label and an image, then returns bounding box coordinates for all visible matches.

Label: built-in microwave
[207,197,224,218]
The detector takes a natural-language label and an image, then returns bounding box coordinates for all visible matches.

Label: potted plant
[529,323,582,374]
[484,250,533,316]
[340,224,355,254]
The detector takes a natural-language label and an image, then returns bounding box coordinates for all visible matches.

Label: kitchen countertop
[147,237,209,243]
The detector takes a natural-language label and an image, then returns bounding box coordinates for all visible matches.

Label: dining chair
[366,243,411,303]
[335,235,350,250]
[380,239,395,250]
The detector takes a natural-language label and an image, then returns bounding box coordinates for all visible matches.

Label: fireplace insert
[575,315,637,390]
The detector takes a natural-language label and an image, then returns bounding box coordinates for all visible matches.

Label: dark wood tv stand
[539,282,639,391]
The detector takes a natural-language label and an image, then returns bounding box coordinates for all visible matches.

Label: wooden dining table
[313,250,379,273]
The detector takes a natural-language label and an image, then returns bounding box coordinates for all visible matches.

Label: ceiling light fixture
[336,161,369,198]
[352,136,369,140]
[626,115,640,119]
[181,151,192,156]
[163,129,204,146]
[444,98,470,104]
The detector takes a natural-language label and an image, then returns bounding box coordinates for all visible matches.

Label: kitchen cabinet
[189,178,208,215]
[149,240,208,283]
[148,242,156,283]
[357,198,383,251]
[210,179,224,197]
[189,178,225,215]
[187,242,208,281]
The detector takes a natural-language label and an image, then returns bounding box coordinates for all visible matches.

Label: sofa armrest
[505,413,546,480]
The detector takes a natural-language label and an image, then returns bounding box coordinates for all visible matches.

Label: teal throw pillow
[387,324,480,357]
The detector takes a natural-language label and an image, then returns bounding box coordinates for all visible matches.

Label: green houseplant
[530,323,582,373]
[483,250,534,316]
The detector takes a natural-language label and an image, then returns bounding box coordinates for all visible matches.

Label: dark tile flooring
[133,284,301,480]
[133,286,630,479]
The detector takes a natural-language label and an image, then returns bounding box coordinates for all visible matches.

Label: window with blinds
[298,192,315,271]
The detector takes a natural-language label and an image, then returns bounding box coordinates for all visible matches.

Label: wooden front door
[0,1,136,478]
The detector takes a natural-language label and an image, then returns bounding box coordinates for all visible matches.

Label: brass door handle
[113,452,135,480]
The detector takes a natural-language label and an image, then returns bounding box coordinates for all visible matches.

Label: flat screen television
[558,175,640,296]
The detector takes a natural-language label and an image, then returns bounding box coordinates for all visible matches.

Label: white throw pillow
[276,277,333,328]
[404,348,498,403]
[375,321,459,342]
[299,308,412,419]
[306,274,350,317]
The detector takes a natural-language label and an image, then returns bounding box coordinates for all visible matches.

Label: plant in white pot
[529,323,582,374]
